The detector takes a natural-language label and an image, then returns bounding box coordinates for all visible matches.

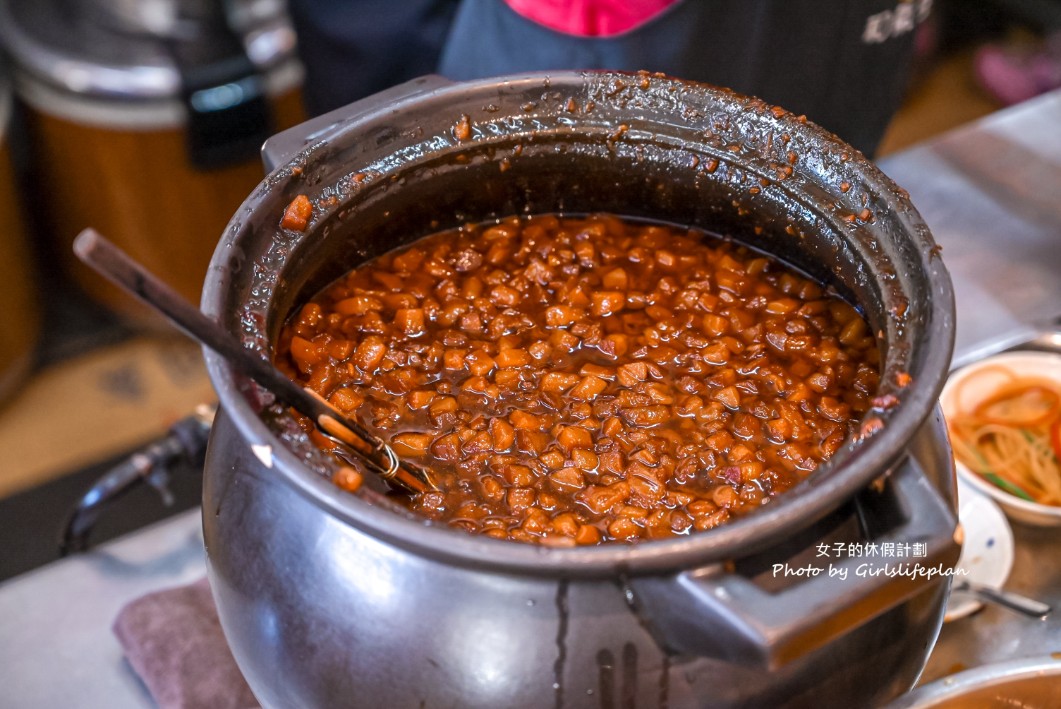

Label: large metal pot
[201,72,959,708]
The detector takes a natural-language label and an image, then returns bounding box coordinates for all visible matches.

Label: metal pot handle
[261,75,456,171]
[630,453,960,669]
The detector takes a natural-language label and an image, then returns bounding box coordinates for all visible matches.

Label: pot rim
[202,71,955,577]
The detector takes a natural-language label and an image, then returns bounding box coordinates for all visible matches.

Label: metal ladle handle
[952,581,1052,619]
[72,228,437,495]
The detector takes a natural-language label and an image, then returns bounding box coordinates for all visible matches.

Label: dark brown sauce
[277,214,880,545]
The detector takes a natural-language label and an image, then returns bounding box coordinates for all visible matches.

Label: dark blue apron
[290,0,931,155]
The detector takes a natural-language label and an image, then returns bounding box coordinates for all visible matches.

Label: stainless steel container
[85,0,287,37]
[202,73,960,708]
[887,656,1061,708]
[0,0,304,316]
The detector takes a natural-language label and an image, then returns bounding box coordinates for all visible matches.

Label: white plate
[944,477,1015,622]
[940,350,1061,527]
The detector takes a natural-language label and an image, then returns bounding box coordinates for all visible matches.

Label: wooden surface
[0,336,214,498]
[877,48,1001,157]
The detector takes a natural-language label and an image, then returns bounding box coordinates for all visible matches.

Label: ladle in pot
[73,228,439,496]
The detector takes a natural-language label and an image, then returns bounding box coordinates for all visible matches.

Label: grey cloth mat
[112,577,258,709]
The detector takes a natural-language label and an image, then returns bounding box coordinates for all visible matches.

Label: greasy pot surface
[200,72,958,707]
[203,71,954,575]
[204,408,954,708]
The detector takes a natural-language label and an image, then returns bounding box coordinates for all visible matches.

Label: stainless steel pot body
[205,411,955,708]
[201,73,960,708]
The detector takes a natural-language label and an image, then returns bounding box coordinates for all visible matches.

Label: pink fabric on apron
[503,0,681,37]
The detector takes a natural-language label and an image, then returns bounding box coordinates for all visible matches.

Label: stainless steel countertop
[877,89,1061,367]
[0,510,205,708]
[1,91,1060,708]
[877,89,1061,684]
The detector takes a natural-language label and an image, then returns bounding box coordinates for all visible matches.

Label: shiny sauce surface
[277,214,880,545]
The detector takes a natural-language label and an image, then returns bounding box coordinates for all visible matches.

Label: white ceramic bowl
[939,350,1061,527]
